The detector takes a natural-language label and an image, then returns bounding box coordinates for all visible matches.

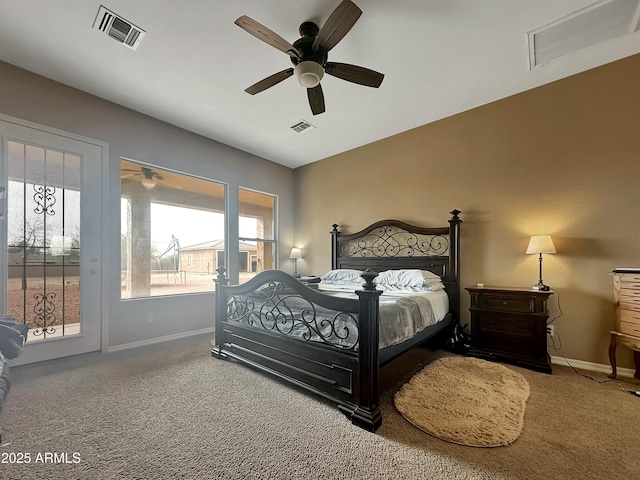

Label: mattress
[226,286,449,351]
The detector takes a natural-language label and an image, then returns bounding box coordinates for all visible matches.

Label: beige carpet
[394,356,530,447]
[2,334,639,479]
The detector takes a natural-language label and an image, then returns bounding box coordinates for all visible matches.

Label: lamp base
[293,273,301,278]
[531,283,550,291]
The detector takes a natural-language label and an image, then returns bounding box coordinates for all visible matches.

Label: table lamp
[526,235,556,291]
[289,247,302,278]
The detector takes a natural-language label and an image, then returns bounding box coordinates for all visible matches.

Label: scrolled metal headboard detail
[337,226,449,258]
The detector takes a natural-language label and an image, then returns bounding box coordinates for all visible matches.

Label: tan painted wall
[294,54,640,368]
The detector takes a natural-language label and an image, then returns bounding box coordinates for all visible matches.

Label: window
[238,188,276,283]
[6,142,82,338]
[120,159,225,298]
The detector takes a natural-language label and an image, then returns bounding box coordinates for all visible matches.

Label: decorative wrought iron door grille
[6,141,81,340]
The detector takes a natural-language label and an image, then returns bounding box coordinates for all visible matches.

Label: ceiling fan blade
[312,0,362,52]
[235,16,301,58]
[307,84,325,115]
[245,68,294,95]
[324,62,384,88]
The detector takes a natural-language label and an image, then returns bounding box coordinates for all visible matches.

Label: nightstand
[466,286,553,373]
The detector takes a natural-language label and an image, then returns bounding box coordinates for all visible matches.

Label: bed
[212,210,461,431]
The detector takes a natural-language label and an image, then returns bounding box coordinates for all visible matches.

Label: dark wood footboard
[213,269,384,431]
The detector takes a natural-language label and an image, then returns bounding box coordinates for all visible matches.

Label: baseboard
[550,355,636,379]
[106,327,214,353]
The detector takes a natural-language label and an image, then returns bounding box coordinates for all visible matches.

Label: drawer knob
[503,301,508,305]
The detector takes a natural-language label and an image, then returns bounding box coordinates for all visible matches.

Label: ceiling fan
[235,0,384,115]
[121,166,164,190]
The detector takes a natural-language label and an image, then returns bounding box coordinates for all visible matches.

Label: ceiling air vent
[93,5,145,50]
[290,120,316,134]
[528,0,640,69]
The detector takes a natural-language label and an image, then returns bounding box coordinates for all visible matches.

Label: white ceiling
[0,0,639,169]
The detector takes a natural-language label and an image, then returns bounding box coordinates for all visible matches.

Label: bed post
[211,267,229,359]
[330,224,340,270]
[331,223,340,270]
[448,209,462,324]
[352,270,383,432]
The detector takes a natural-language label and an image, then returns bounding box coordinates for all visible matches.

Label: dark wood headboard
[330,209,462,323]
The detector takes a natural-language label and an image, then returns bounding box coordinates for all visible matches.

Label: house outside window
[120,159,225,298]
[120,162,277,296]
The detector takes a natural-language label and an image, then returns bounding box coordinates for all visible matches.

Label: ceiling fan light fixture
[294,61,324,88]
[140,177,156,189]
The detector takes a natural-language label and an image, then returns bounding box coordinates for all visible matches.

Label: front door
[0,118,104,364]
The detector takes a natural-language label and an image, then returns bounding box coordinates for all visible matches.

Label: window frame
[237,186,278,281]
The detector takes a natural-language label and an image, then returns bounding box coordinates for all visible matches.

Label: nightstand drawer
[480,295,534,313]
[479,333,534,359]
[480,313,533,336]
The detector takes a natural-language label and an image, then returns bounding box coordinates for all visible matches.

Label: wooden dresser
[608,269,640,379]
[466,286,553,373]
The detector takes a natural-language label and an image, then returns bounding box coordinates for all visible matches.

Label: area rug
[393,355,530,447]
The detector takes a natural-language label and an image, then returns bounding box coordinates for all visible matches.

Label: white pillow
[421,270,442,282]
[320,269,364,284]
[375,269,441,289]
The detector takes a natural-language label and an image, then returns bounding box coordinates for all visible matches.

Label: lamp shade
[289,247,302,259]
[526,235,556,254]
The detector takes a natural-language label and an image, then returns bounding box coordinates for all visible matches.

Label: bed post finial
[450,209,461,221]
[215,267,228,286]
[360,269,378,291]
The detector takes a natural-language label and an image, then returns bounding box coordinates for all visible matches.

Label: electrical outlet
[147,313,153,324]
[547,325,554,336]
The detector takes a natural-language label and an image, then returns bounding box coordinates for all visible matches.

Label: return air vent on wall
[290,120,316,134]
[528,0,640,68]
[93,5,146,50]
